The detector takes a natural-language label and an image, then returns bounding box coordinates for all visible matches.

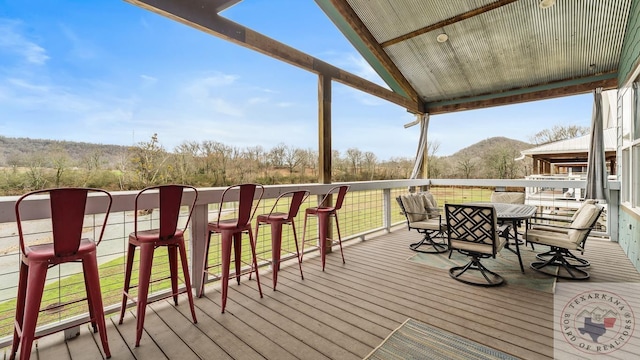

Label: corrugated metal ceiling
[328,0,632,110]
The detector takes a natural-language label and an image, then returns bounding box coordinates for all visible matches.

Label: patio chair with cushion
[528,199,598,267]
[444,204,510,286]
[397,192,447,254]
[525,203,604,280]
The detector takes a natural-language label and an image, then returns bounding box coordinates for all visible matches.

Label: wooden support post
[318,73,333,251]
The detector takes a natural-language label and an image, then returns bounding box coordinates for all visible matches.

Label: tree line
[0,125,586,195]
[0,134,415,195]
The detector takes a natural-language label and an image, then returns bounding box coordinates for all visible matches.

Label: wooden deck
[6,228,640,360]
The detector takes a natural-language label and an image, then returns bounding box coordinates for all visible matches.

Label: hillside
[0,135,128,168]
[434,136,534,179]
[447,136,533,159]
[0,135,534,179]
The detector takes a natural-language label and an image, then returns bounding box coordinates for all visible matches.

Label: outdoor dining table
[470,202,537,273]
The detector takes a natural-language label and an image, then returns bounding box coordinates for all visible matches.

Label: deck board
[9,228,640,360]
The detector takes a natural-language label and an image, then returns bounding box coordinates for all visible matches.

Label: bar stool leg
[270,222,283,290]
[83,253,111,358]
[318,212,328,271]
[19,262,48,360]
[220,232,232,313]
[198,233,212,298]
[333,214,345,264]
[168,245,179,305]
[135,243,154,347]
[119,243,136,324]
[178,240,197,323]
[233,232,242,285]
[247,229,263,298]
[10,262,28,360]
[291,221,304,280]
[300,214,309,262]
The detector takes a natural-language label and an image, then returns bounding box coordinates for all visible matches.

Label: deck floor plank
[148,300,233,360]
[220,284,356,360]
[67,325,106,360]
[115,310,168,360]
[15,229,640,360]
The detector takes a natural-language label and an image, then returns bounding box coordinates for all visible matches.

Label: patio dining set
[396,191,604,287]
[8,183,350,360]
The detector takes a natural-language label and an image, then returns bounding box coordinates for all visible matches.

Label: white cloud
[181,72,244,117]
[210,98,243,117]
[276,102,294,108]
[0,19,49,65]
[247,97,268,105]
[139,74,158,87]
[60,24,97,60]
[346,54,380,82]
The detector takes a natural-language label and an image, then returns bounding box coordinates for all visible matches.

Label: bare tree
[283,145,305,175]
[485,146,521,179]
[529,125,589,145]
[427,140,441,178]
[457,157,475,179]
[129,133,169,186]
[345,148,363,177]
[49,146,71,187]
[268,143,287,168]
[363,151,377,180]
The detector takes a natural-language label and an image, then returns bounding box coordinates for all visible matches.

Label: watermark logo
[555,283,639,359]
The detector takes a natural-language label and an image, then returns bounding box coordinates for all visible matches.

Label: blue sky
[0,0,594,159]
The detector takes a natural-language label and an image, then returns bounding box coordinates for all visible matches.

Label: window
[620,80,640,209]
[622,148,629,202]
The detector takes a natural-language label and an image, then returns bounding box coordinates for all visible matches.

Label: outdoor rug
[364,318,518,360]
[408,246,557,293]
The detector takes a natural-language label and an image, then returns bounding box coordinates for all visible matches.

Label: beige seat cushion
[450,235,506,255]
[490,192,525,204]
[526,229,581,250]
[408,218,442,231]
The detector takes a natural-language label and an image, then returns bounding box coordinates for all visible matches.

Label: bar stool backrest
[133,185,197,240]
[15,187,112,258]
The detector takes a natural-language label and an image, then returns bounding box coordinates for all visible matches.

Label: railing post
[190,203,209,293]
[609,188,619,242]
[383,188,391,233]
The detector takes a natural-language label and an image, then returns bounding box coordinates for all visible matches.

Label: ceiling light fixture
[436,33,449,43]
[539,0,556,9]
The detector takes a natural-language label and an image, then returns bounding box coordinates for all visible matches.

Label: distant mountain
[0,135,128,167]
[447,137,533,159]
[434,137,534,178]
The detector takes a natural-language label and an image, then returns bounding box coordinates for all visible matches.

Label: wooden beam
[318,74,332,184]
[381,0,518,48]
[324,0,421,105]
[126,0,421,113]
[426,77,618,114]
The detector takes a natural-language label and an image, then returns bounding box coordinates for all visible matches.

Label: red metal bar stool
[198,183,264,313]
[255,190,309,290]
[11,188,112,360]
[118,185,198,347]
[301,185,349,271]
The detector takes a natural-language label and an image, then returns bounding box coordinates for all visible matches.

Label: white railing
[0,178,621,348]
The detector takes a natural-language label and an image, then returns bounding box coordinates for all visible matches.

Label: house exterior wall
[618,0,640,270]
[619,0,640,85]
